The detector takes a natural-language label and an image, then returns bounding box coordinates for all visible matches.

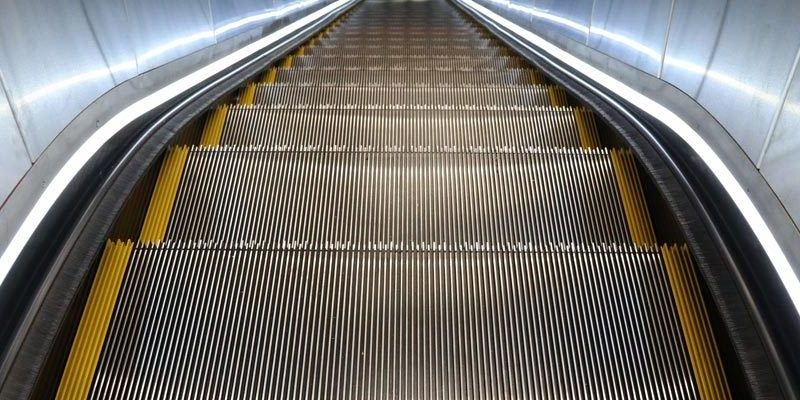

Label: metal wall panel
[125,0,216,73]
[761,64,800,229]
[211,0,272,42]
[692,0,800,160]
[588,0,672,76]
[0,85,31,204]
[660,0,726,96]
[81,0,139,84]
[0,0,116,159]
[530,0,593,44]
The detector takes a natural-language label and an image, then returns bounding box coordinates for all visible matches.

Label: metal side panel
[0,0,116,159]
[692,0,800,160]
[761,64,800,232]
[81,0,139,84]
[125,0,216,74]
[587,0,673,77]
[0,86,30,205]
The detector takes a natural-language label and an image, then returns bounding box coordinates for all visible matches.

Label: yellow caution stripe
[547,86,568,106]
[238,83,256,105]
[199,105,229,146]
[662,245,731,400]
[139,146,189,243]
[610,149,657,245]
[528,69,546,85]
[263,67,278,84]
[574,108,601,148]
[56,240,133,400]
[280,55,294,68]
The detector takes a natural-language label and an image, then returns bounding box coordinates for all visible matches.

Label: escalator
[52,0,734,398]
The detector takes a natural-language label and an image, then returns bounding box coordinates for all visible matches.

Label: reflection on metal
[0,0,332,211]
[0,86,30,202]
[470,0,800,232]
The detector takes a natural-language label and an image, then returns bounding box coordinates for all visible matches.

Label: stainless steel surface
[587,0,672,76]
[0,86,29,204]
[691,0,800,161]
[468,0,800,231]
[761,63,800,231]
[126,0,215,73]
[0,0,116,158]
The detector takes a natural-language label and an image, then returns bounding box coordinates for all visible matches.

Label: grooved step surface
[65,0,730,397]
[166,147,632,246]
[273,68,538,86]
[292,55,528,69]
[252,85,557,107]
[219,107,584,148]
[89,244,697,400]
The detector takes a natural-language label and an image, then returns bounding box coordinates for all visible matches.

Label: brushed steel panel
[693,0,800,159]
[761,64,800,229]
[82,0,139,84]
[211,0,274,41]
[125,0,216,73]
[588,0,672,76]
[0,85,31,204]
[0,0,116,159]
[660,0,727,96]
[530,0,593,44]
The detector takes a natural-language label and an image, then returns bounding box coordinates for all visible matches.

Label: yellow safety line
[547,86,565,106]
[574,108,601,148]
[263,67,278,84]
[56,240,133,400]
[280,55,293,68]
[528,69,545,84]
[199,105,229,146]
[661,245,731,400]
[139,146,189,243]
[239,83,256,105]
[296,46,306,56]
[610,149,657,245]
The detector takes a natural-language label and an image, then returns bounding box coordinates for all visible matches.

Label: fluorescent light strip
[0,0,354,279]
[455,0,800,315]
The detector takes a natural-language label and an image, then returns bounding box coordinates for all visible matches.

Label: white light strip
[455,0,800,314]
[0,0,354,279]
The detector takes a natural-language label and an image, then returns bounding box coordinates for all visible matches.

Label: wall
[0,0,332,205]
[476,0,800,229]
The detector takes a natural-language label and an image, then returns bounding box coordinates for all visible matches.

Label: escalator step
[218,107,584,148]
[273,68,539,86]
[306,45,512,57]
[251,85,559,108]
[165,147,632,246]
[86,243,697,400]
[292,55,528,69]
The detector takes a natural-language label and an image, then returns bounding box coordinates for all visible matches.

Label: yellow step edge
[547,86,565,106]
[296,46,306,56]
[199,105,229,146]
[574,108,601,148]
[139,146,190,243]
[56,240,133,400]
[528,69,545,85]
[661,245,731,400]
[610,149,657,245]
[280,55,293,68]
[238,83,256,105]
[263,67,278,84]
